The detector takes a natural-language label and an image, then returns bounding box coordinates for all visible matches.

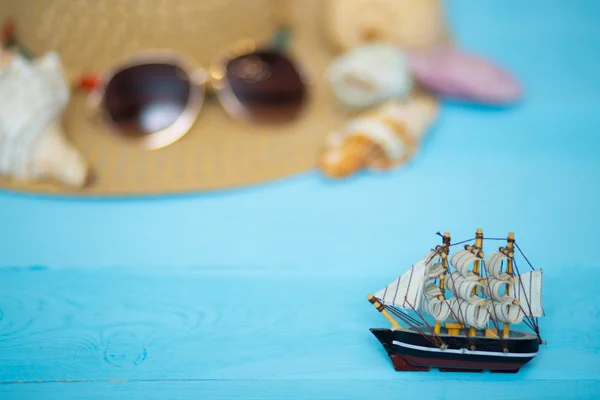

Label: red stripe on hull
[390,354,430,371]
[402,355,522,372]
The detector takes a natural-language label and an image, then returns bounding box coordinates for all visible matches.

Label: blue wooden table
[1,1,599,398]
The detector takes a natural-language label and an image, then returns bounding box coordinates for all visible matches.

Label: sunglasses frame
[86,38,310,150]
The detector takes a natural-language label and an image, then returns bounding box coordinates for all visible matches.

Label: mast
[368,230,545,344]
[493,240,545,342]
[433,232,450,334]
[502,232,515,338]
[419,237,452,333]
[446,228,489,334]
[483,233,545,339]
[467,228,484,337]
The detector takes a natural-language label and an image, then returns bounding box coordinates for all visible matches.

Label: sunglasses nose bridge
[189,67,208,87]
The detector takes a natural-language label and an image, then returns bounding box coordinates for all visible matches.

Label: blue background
[1,0,599,398]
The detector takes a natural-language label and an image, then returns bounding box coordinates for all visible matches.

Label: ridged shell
[319,94,438,178]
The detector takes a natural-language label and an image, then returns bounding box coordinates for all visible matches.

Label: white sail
[421,298,451,321]
[485,251,513,281]
[420,283,451,321]
[488,303,524,324]
[513,270,544,318]
[425,261,445,280]
[375,258,428,309]
[422,249,444,271]
[483,277,516,304]
[423,282,443,299]
[446,272,486,305]
[450,249,482,278]
[422,249,439,264]
[449,297,489,329]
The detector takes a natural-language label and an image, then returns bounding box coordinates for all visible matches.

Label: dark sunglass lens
[225,50,306,122]
[103,63,191,136]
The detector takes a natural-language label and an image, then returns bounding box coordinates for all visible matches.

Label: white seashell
[0,51,90,187]
[29,120,89,187]
[327,42,413,109]
[0,48,16,69]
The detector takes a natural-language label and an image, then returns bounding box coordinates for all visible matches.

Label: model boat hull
[370,328,540,373]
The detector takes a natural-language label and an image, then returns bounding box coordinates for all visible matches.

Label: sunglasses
[78,34,309,149]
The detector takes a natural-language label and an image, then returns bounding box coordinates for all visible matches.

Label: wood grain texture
[0,0,600,398]
[1,380,598,400]
[0,267,598,399]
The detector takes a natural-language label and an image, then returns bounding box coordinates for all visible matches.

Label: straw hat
[0,0,448,196]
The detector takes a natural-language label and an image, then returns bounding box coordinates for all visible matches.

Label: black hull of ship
[370,328,540,373]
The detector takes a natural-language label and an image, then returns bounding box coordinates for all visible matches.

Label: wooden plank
[0,0,600,398]
[0,267,598,386]
[1,379,599,400]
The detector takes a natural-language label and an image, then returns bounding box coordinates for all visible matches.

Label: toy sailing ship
[368,229,545,373]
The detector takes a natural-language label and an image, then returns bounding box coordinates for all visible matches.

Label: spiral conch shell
[327,42,412,109]
[0,50,91,187]
[319,93,438,178]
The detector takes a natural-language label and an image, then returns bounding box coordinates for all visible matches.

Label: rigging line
[454,237,506,245]
[411,306,434,332]
[386,306,410,323]
[417,314,445,348]
[385,307,443,348]
[448,267,473,347]
[522,317,536,332]
[402,256,423,311]
[514,305,537,333]
[514,241,536,271]
[513,259,536,324]
[401,314,425,328]
[409,303,445,348]
[512,258,540,335]
[401,311,425,327]
[424,248,442,268]
[516,308,536,333]
[389,304,445,348]
[407,324,444,348]
[506,272,535,336]
[451,238,475,246]
[386,306,424,327]
[389,306,421,326]
[400,253,444,347]
[445,269,476,348]
[524,315,539,335]
[435,232,509,247]
[386,308,423,332]
[511,245,543,331]
[435,232,475,247]
[481,260,507,349]
[446,297,476,349]
[389,305,424,327]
